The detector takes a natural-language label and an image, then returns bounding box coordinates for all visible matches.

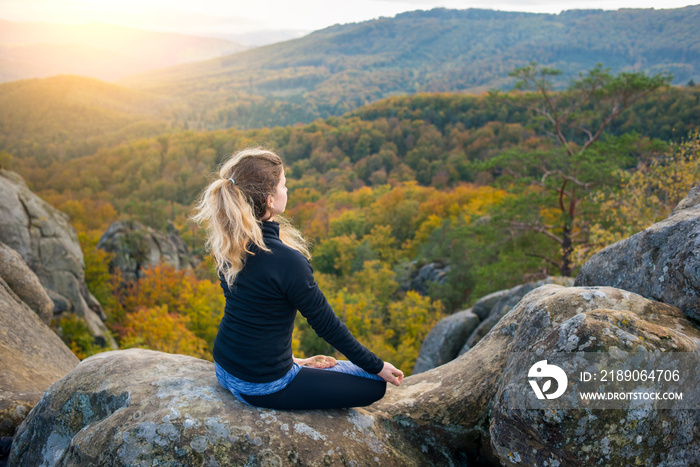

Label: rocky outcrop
[11,285,699,466]
[575,184,700,322]
[9,349,426,466]
[466,276,575,348]
[377,285,700,466]
[409,262,450,295]
[0,170,114,347]
[0,274,79,437]
[412,308,479,373]
[97,220,197,281]
[672,183,700,214]
[488,288,700,466]
[413,276,574,373]
[0,241,53,325]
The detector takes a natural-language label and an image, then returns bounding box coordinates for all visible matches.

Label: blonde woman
[191,148,403,410]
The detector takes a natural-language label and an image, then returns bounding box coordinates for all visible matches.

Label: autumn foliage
[27,79,696,371]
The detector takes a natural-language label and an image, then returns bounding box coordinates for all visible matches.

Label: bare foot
[298,355,338,368]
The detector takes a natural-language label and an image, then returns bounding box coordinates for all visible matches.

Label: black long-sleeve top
[213,221,384,383]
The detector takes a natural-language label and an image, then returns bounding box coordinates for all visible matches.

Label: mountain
[0,75,177,164]
[0,20,248,82]
[120,6,700,130]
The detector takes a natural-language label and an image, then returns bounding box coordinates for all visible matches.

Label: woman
[191,148,403,410]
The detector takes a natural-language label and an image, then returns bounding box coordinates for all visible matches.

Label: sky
[1,0,698,37]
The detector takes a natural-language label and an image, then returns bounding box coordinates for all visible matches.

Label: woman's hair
[190,148,310,287]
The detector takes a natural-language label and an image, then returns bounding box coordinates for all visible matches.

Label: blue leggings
[217,361,386,410]
[242,365,386,410]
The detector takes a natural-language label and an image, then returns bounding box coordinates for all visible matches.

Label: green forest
[4,59,698,373]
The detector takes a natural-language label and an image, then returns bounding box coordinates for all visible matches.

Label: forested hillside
[121,6,700,129]
[8,75,697,368]
[0,75,179,165]
[4,77,697,168]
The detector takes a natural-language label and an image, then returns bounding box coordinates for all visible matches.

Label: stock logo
[528,360,568,400]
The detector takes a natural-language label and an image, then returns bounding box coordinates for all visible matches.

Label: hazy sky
[1,0,698,36]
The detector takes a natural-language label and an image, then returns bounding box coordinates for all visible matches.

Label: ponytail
[190,148,310,287]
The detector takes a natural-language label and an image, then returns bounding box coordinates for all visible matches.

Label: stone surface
[412,308,479,374]
[672,183,700,214]
[471,288,512,321]
[465,276,575,348]
[0,169,114,347]
[0,276,79,437]
[97,220,197,281]
[489,287,700,467]
[9,349,427,466]
[409,262,450,295]
[575,184,700,322]
[11,285,698,466]
[0,241,53,325]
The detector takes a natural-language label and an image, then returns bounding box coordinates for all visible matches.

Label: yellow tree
[576,131,700,266]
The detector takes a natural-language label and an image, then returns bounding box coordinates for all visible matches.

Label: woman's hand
[294,355,338,369]
[378,362,404,386]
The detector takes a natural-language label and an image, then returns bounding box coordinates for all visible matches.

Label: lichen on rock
[576,183,700,322]
[10,285,699,466]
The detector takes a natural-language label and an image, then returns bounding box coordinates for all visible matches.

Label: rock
[97,220,197,281]
[672,183,700,214]
[575,184,700,322]
[400,261,450,296]
[412,308,479,373]
[471,288,511,321]
[457,342,470,356]
[412,277,575,373]
[0,170,114,347]
[0,241,53,325]
[9,349,428,466]
[12,285,698,466]
[465,276,575,348]
[0,436,11,463]
[376,285,700,466]
[0,276,79,437]
[489,287,700,466]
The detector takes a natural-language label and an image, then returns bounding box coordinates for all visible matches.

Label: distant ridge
[120,6,700,130]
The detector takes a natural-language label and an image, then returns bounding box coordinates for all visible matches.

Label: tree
[499,63,671,276]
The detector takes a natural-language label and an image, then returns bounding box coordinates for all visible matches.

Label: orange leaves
[41,193,117,233]
[112,262,223,360]
[120,305,208,359]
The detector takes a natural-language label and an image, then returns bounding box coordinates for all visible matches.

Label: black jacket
[213,221,384,383]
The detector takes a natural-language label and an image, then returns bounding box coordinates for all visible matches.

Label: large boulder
[0,241,53,325]
[11,285,699,466]
[376,285,700,466]
[465,276,575,349]
[575,184,700,322]
[488,287,700,466]
[0,170,114,347]
[97,220,197,281]
[9,349,426,466]
[413,276,575,373]
[412,308,479,373]
[0,275,79,437]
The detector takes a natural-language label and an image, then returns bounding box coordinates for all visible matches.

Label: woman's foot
[294,355,338,368]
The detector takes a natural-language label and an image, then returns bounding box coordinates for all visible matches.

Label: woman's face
[268,170,288,217]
